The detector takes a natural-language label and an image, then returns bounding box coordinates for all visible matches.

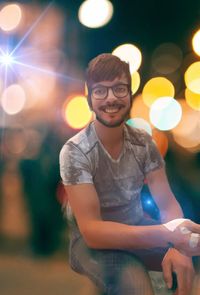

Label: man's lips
[99,104,125,113]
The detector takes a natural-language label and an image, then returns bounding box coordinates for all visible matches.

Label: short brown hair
[86,53,131,90]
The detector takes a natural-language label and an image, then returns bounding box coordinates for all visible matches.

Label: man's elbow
[80,223,103,249]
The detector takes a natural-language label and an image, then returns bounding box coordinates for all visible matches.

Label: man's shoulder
[66,122,97,154]
[125,124,151,147]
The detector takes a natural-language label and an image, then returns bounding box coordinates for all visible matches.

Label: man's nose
[106,88,117,102]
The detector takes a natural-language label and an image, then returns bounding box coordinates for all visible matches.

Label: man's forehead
[92,75,128,87]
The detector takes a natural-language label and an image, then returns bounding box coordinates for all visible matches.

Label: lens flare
[0,53,14,66]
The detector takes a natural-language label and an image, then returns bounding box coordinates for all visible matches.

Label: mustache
[99,103,125,110]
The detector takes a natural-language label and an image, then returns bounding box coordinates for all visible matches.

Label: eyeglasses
[90,83,130,100]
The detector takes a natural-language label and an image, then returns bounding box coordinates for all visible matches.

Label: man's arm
[146,167,183,222]
[146,167,196,295]
[65,183,171,249]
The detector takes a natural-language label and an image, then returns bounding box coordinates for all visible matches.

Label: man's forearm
[159,200,184,223]
[81,220,172,250]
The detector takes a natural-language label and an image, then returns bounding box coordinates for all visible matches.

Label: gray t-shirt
[59,122,164,229]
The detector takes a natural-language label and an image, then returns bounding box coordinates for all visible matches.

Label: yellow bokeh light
[78,0,113,28]
[192,29,200,56]
[63,95,93,129]
[85,83,88,96]
[112,43,142,74]
[142,77,175,107]
[185,88,200,111]
[1,84,26,115]
[184,62,200,94]
[131,72,140,95]
[0,4,22,31]
[171,99,200,150]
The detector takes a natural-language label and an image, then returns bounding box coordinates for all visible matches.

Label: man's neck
[94,120,124,147]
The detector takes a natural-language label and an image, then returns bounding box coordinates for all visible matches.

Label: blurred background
[0,0,200,294]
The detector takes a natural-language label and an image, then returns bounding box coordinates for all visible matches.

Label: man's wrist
[160,224,175,248]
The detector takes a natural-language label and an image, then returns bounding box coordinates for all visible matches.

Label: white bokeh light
[126,118,152,135]
[192,29,200,56]
[0,4,22,31]
[1,84,26,115]
[150,97,182,131]
[112,43,142,74]
[78,0,113,28]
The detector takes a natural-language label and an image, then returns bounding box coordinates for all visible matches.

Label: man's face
[90,76,131,128]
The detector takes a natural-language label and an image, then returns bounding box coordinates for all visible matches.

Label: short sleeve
[59,142,93,185]
[144,135,165,175]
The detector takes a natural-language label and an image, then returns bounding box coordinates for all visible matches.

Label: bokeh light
[23,128,43,159]
[152,128,168,157]
[0,4,22,31]
[185,88,200,111]
[149,96,182,131]
[4,127,27,155]
[126,117,152,135]
[63,95,93,129]
[192,29,200,56]
[130,94,151,124]
[1,84,26,115]
[142,77,175,107]
[131,71,140,95]
[151,43,183,74]
[184,62,200,94]
[19,66,57,109]
[171,99,200,150]
[78,0,113,28]
[112,43,142,74]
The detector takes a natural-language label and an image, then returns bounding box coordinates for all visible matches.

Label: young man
[60,53,200,295]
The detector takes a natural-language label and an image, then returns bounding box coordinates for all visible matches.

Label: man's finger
[162,260,173,289]
[186,221,200,234]
[176,269,187,295]
[185,267,195,295]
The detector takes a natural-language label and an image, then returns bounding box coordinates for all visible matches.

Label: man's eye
[94,88,106,94]
[115,86,126,93]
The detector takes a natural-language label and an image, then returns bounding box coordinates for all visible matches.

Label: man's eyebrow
[91,82,127,88]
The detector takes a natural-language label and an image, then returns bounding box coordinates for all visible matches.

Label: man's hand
[162,248,195,295]
[169,219,200,256]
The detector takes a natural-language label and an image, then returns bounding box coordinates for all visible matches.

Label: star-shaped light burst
[0,51,14,67]
[0,1,79,106]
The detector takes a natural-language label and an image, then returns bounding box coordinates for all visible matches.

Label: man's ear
[85,83,93,110]
[87,96,93,111]
[130,92,134,104]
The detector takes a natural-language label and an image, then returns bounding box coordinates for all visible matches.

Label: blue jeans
[68,218,168,295]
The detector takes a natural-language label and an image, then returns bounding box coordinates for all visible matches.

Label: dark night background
[0,1,199,294]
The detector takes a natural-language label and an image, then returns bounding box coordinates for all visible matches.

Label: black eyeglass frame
[89,83,131,100]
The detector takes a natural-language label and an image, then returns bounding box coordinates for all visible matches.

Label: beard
[95,107,130,128]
